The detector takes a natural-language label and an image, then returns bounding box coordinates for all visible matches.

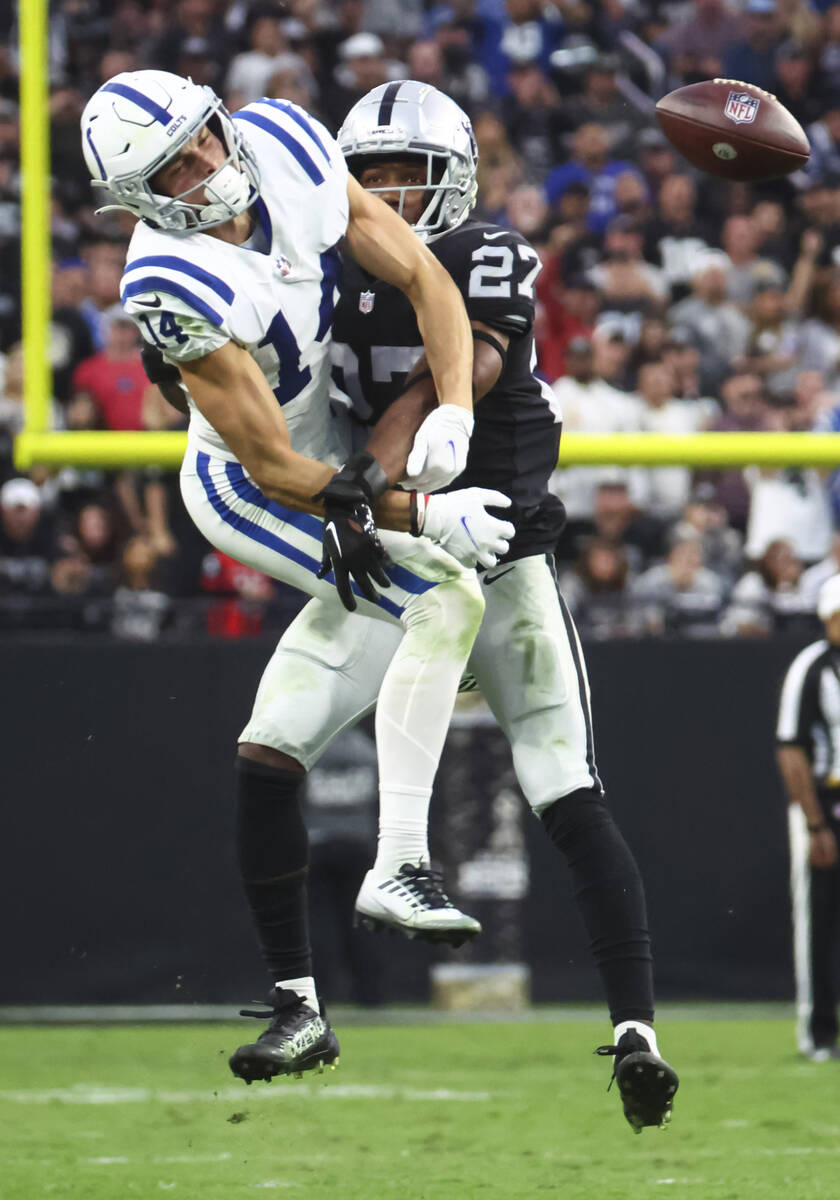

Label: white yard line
[0,1082,505,1105]
[82,1154,233,1166]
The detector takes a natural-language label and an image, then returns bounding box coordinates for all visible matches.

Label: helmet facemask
[350,149,461,238]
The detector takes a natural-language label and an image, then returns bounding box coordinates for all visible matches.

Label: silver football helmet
[81,70,259,233]
[337,81,478,242]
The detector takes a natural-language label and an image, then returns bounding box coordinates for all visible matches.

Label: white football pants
[240,552,602,812]
[180,446,485,800]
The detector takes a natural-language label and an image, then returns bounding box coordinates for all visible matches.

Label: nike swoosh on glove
[404,405,474,492]
[316,502,391,612]
[313,453,392,613]
[421,488,515,569]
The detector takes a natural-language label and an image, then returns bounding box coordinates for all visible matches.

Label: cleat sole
[354,911,480,947]
[615,1052,679,1132]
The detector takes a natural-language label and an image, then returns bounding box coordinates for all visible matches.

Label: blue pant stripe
[224,462,436,597]
[196,453,404,618]
[224,461,323,537]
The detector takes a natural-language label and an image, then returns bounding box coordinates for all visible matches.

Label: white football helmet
[80,70,259,233]
[337,81,478,242]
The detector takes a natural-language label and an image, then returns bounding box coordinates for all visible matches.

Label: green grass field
[2,1011,838,1200]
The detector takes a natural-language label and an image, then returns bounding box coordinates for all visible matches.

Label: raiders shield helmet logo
[724,92,760,125]
[359,290,375,314]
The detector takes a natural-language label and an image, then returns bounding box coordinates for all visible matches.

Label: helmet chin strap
[199,162,252,225]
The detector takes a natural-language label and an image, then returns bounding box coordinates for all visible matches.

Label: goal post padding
[19,0,52,439]
[13,430,840,471]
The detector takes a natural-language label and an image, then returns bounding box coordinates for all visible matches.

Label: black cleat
[596,1030,679,1133]
[229,988,340,1084]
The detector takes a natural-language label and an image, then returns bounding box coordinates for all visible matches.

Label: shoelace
[595,1036,653,1091]
[400,863,452,908]
[239,988,309,1021]
[595,1043,621,1091]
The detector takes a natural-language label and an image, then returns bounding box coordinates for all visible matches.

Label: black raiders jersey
[331,218,565,562]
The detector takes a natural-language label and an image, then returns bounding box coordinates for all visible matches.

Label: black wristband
[324,450,388,505]
[808,822,829,833]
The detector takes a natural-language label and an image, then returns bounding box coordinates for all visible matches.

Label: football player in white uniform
[215,80,679,1131]
[81,71,514,1082]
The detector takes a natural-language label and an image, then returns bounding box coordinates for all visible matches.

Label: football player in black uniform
[325,81,679,1132]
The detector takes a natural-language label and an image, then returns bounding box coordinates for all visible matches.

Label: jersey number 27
[468,244,540,299]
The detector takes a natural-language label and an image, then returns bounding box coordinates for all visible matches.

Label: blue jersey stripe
[225,461,435,598]
[259,99,332,166]
[316,245,341,343]
[101,81,173,126]
[85,128,106,179]
[196,453,404,618]
[126,256,234,304]
[233,110,324,186]
[122,277,223,327]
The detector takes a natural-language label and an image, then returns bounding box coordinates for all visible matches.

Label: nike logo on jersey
[135,295,162,308]
[482,231,509,240]
[483,565,515,585]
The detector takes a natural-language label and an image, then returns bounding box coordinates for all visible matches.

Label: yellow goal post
[14,0,840,473]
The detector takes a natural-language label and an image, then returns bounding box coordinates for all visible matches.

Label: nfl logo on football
[359,290,375,314]
[724,92,760,125]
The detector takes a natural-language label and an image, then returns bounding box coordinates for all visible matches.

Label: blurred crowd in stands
[2,0,840,639]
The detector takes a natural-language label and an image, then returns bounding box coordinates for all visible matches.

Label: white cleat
[354,862,481,947]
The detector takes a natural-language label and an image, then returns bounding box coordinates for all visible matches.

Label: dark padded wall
[1,635,804,1006]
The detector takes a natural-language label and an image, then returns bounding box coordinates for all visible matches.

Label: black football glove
[313,452,392,613]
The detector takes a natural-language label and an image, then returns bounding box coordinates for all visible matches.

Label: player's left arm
[402,222,536,490]
[364,320,508,484]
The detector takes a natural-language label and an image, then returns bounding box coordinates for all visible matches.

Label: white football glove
[421,488,515,569]
[404,404,474,492]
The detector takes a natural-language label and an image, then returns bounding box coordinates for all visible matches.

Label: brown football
[655,79,810,182]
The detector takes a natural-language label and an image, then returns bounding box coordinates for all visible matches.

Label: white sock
[276,975,318,1011]
[614,1020,659,1056]
[372,581,480,881]
[372,786,431,877]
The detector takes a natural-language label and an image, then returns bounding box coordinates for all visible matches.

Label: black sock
[236,757,311,983]
[541,788,654,1025]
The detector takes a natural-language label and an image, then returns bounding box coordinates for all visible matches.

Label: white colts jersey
[121,98,349,466]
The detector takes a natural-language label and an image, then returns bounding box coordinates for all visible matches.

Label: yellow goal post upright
[12,0,840,473]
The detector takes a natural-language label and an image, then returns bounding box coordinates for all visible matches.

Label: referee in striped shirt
[777,574,840,1061]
